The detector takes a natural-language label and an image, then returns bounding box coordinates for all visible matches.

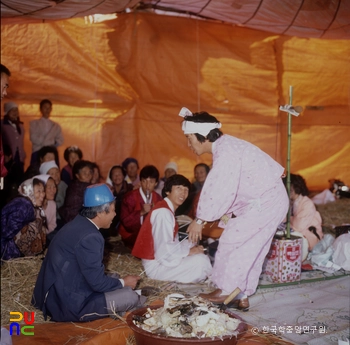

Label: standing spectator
[122,157,140,189]
[61,146,83,186]
[1,102,26,183]
[0,64,10,100]
[1,64,11,181]
[180,110,288,308]
[29,99,63,165]
[119,165,162,249]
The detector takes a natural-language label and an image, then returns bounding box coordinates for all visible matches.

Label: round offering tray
[126,305,247,345]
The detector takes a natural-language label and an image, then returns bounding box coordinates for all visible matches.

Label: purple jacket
[1,197,35,260]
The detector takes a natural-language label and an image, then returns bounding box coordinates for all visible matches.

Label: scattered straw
[126,334,136,345]
[0,242,184,326]
[1,255,47,325]
[316,198,350,233]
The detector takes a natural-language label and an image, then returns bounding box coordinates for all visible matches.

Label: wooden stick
[223,287,241,305]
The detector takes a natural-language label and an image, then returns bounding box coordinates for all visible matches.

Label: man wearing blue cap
[32,183,145,322]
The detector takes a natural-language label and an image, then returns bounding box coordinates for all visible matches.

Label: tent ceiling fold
[1,0,350,39]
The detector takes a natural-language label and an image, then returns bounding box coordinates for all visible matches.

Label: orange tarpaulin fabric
[1,13,349,189]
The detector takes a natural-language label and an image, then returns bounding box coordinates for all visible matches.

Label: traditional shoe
[228,296,250,311]
[199,289,223,301]
[199,289,249,311]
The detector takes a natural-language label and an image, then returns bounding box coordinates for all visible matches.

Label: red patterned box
[262,235,302,283]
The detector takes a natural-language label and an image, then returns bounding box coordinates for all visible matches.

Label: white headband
[179,107,222,137]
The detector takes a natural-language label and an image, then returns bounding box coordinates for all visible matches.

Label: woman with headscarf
[1,176,48,260]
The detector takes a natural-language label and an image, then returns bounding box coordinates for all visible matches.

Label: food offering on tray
[131,294,241,339]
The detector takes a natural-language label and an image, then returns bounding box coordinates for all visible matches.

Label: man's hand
[187,220,203,243]
[141,203,152,216]
[189,245,205,256]
[122,275,140,289]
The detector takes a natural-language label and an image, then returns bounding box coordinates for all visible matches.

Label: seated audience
[132,174,212,283]
[59,160,93,224]
[40,160,67,229]
[192,163,210,193]
[122,157,140,189]
[176,163,210,216]
[1,177,47,260]
[91,162,103,184]
[61,146,83,186]
[37,174,57,238]
[283,174,323,250]
[32,184,145,322]
[105,165,133,236]
[24,145,60,181]
[119,165,162,249]
[154,162,178,196]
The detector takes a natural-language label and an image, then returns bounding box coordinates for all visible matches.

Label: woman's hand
[187,220,203,243]
[189,245,205,256]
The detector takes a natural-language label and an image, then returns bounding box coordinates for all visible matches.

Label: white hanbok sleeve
[151,208,191,267]
[197,137,241,221]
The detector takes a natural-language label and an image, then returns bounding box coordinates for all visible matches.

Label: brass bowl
[126,305,247,345]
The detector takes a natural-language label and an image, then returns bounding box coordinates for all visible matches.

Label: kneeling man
[32,184,145,322]
[132,174,212,283]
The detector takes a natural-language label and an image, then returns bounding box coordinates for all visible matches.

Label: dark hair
[283,174,309,196]
[91,162,103,180]
[72,160,93,179]
[32,178,45,189]
[0,64,11,76]
[63,146,83,162]
[38,146,60,167]
[40,99,52,109]
[162,174,191,198]
[122,157,139,170]
[109,165,126,179]
[79,200,114,219]
[194,163,210,175]
[184,111,223,143]
[140,165,159,182]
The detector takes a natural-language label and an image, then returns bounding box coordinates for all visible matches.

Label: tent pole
[286,85,293,239]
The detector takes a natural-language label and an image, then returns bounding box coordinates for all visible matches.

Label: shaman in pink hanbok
[196,135,289,296]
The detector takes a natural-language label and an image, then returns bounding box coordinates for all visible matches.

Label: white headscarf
[178,107,222,137]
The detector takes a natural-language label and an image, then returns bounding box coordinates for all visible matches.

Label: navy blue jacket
[32,215,122,322]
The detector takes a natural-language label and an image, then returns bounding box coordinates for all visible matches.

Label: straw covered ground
[316,198,350,233]
[1,198,349,327]
[0,236,185,326]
